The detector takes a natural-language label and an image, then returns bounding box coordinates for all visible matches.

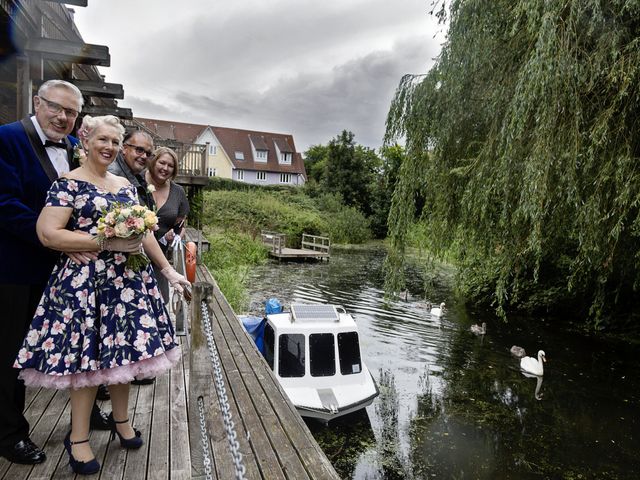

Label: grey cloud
[125,35,437,151]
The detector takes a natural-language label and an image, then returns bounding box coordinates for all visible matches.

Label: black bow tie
[44,139,67,149]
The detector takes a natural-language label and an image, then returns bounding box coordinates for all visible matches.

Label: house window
[208,144,217,155]
[280,173,291,184]
[257,171,267,181]
[256,150,268,162]
[237,170,244,181]
[280,152,292,164]
[207,167,217,177]
[235,151,244,160]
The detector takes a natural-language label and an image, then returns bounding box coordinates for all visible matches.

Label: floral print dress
[14,178,180,389]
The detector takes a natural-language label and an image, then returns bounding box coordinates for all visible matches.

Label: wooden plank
[71,80,124,99]
[0,385,45,475]
[7,389,68,480]
[203,296,273,480]
[122,381,155,479]
[147,370,169,480]
[211,287,339,479]
[208,290,314,478]
[28,395,72,480]
[96,386,139,480]
[81,105,132,119]
[25,38,110,67]
[169,338,191,480]
[46,0,88,5]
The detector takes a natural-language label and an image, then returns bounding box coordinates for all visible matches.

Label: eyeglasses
[123,143,153,158]
[38,96,80,119]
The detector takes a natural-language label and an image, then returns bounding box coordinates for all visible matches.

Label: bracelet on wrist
[96,235,105,251]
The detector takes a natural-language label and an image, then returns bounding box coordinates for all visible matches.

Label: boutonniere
[147,184,156,193]
[73,144,86,165]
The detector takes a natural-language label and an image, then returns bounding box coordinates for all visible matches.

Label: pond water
[244,246,640,479]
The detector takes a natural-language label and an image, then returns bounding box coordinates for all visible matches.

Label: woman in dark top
[145,147,190,301]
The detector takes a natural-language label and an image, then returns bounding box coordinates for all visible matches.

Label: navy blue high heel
[108,414,143,449]
[63,432,100,475]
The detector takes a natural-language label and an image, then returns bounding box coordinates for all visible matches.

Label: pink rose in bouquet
[97,204,158,270]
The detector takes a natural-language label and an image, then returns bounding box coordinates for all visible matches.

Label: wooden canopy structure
[0,0,128,124]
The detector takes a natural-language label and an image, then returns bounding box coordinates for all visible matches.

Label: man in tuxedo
[0,79,107,464]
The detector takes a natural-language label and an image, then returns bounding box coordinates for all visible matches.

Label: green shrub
[202,231,269,311]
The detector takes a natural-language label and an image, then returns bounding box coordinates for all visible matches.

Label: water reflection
[245,246,640,479]
[305,410,375,479]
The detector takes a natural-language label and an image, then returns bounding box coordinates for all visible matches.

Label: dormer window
[256,150,268,162]
[280,152,292,164]
[235,151,244,160]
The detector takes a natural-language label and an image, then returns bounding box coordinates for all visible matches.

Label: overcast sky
[73,0,444,152]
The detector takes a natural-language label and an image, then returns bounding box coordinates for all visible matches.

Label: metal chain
[197,396,213,480]
[200,301,248,480]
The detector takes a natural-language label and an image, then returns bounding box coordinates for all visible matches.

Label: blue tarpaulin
[240,315,266,355]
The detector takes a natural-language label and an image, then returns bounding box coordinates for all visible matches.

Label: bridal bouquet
[96,204,158,270]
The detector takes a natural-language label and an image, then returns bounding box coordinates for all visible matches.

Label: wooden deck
[1,263,339,479]
[261,232,330,261]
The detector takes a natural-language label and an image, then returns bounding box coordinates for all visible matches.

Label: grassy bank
[200,188,372,311]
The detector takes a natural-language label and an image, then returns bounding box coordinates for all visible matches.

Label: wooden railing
[261,230,286,254]
[301,233,331,255]
[159,142,207,177]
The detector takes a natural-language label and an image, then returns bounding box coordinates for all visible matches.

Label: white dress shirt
[30,116,70,177]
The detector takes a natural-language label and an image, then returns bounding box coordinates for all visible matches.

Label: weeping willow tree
[385,0,640,329]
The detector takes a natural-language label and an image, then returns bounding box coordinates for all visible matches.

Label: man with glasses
[0,79,112,464]
[107,130,156,386]
[108,130,155,208]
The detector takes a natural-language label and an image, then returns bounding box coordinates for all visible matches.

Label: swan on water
[520,350,546,376]
[470,322,486,335]
[510,345,526,358]
[430,302,446,317]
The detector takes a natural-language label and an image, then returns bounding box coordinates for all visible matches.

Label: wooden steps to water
[1,257,339,479]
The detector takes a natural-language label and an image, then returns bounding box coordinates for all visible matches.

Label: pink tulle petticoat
[18,347,181,390]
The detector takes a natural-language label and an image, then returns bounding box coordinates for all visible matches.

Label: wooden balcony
[157,142,210,187]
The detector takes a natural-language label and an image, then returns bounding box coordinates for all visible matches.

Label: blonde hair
[148,146,180,180]
[78,115,125,143]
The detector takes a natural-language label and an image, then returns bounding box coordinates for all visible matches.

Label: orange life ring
[185,241,197,283]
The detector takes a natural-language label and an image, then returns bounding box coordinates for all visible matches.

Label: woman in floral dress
[13,115,190,474]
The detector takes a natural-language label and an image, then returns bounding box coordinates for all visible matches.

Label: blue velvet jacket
[0,118,78,285]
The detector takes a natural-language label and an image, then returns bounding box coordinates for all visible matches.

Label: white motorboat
[252,303,379,422]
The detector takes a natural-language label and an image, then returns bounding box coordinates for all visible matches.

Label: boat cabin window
[263,323,275,370]
[309,333,336,377]
[338,332,362,375]
[278,334,305,377]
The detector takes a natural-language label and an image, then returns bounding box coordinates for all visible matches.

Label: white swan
[520,350,546,376]
[470,322,486,335]
[430,302,446,317]
[510,345,526,358]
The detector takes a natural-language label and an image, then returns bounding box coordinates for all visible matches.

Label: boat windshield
[338,331,362,375]
[310,333,336,377]
[278,334,305,377]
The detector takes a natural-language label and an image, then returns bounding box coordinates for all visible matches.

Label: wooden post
[188,282,217,479]
[200,142,209,177]
[16,55,31,119]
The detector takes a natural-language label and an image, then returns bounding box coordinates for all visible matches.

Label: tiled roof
[249,134,269,151]
[273,137,294,153]
[135,117,207,144]
[133,117,306,178]
[211,126,306,176]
